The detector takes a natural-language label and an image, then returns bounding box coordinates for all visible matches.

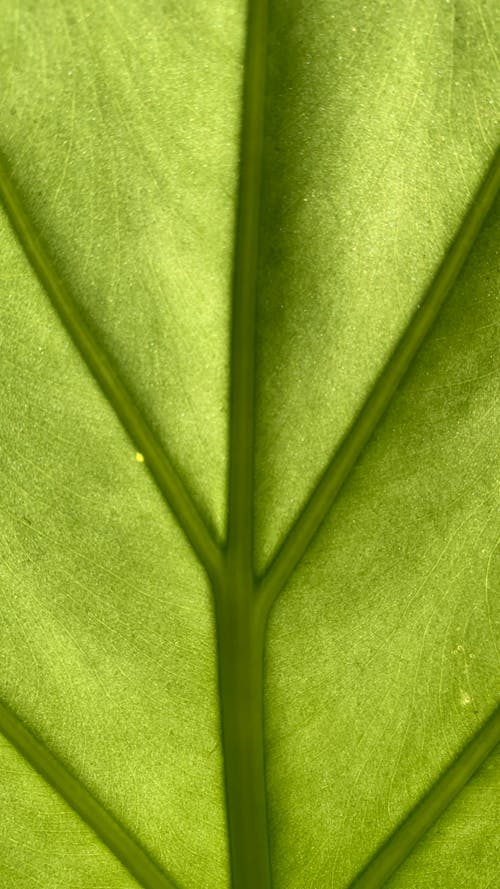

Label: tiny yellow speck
[135,452,144,463]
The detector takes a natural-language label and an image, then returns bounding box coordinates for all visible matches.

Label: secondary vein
[348,706,500,888]
[0,152,222,586]
[0,701,179,889]
[258,146,500,612]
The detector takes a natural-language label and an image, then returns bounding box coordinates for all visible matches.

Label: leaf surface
[0,2,499,889]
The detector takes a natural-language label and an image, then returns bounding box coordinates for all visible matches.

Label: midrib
[218,0,271,886]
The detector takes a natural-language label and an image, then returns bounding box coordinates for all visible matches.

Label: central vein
[227,0,268,569]
[213,1,271,888]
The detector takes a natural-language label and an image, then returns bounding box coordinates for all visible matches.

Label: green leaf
[0,2,498,889]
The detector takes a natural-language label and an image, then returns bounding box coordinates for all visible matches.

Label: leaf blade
[0,2,498,888]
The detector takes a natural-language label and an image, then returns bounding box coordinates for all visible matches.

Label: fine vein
[0,152,222,586]
[214,1,271,889]
[348,706,500,888]
[258,146,500,612]
[0,701,179,889]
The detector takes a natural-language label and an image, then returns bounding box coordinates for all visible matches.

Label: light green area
[0,735,139,889]
[265,201,500,888]
[389,747,500,888]
[255,0,500,571]
[0,212,229,888]
[0,0,246,539]
[0,1,499,889]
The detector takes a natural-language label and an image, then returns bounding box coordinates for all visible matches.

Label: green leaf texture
[0,2,498,888]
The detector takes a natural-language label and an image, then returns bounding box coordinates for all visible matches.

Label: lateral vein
[258,146,500,612]
[0,152,222,585]
[348,706,500,888]
[0,701,179,889]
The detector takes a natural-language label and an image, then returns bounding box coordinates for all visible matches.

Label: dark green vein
[258,146,500,612]
[213,590,271,889]
[226,0,267,569]
[0,152,223,586]
[215,2,271,888]
[348,706,500,888]
[0,700,179,889]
